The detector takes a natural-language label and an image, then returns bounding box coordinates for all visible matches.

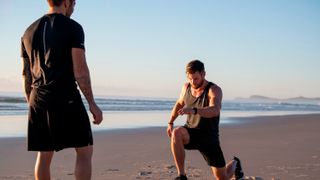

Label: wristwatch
[193,107,197,114]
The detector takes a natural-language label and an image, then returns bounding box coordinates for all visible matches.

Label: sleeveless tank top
[183,82,220,139]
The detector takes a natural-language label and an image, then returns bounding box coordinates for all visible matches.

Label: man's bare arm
[197,85,222,118]
[176,84,222,118]
[167,83,188,137]
[72,48,95,104]
[168,83,188,124]
[72,48,103,124]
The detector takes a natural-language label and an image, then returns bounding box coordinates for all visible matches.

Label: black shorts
[184,127,226,168]
[28,90,93,151]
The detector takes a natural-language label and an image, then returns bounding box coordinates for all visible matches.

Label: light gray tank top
[183,82,220,139]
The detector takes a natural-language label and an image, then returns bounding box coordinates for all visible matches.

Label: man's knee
[75,145,93,160]
[171,127,188,144]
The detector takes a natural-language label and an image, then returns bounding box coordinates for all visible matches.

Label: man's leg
[211,160,237,180]
[171,127,190,176]
[35,151,54,180]
[75,145,93,180]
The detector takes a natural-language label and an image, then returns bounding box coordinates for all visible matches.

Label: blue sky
[0,0,319,99]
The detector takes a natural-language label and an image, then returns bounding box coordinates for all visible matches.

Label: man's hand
[177,107,195,115]
[167,124,174,138]
[89,103,103,125]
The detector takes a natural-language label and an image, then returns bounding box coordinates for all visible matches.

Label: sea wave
[1,96,320,116]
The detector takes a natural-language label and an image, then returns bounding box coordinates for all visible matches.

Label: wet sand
[0,113,319,180]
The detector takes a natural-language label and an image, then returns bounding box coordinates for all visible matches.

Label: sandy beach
[0,113,319,180]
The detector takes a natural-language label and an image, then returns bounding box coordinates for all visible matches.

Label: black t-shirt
[21,13,85,92]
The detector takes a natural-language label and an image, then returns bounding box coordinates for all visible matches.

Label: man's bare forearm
[75,75,95,105]
[71,48,96,105]
[197,106,220,118]
[169,101,184,123]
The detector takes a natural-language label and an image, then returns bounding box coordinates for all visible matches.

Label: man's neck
[193,80,208,92]
[190,80,208,98]
[48,7,66,15]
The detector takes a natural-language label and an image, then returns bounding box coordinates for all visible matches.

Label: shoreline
[1,112,320,138]
[0,113,320,179]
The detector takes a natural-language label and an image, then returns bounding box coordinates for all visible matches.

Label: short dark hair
[47,0,74,7]
[186,60,205,74]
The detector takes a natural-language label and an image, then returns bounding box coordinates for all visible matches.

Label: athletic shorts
[183,127,226,168]
[27,89,93,152]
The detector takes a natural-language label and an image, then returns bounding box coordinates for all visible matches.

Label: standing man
[167,60,244,180]
[21,0,103,179]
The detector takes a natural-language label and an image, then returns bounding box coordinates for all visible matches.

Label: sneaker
[174,174,188,180]
[234,156,244,180]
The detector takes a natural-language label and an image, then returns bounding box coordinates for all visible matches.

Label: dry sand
[0,113,319,180]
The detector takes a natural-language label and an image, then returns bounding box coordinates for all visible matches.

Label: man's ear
[201,71,206,77]
[63,0,68,8]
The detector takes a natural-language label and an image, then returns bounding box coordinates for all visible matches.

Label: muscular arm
[22,57,32,102]
[72,48,95,104]
[167,83,188,137]
[197,85,222,118]
[169,101,184,124]
[168,83,188,124]
[72,48,103,124]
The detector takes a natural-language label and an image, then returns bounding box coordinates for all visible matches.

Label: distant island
[235,95,320,104]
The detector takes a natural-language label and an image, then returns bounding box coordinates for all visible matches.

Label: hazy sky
[0,0,319,99]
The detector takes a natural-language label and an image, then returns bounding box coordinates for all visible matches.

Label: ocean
[1,96,320,137]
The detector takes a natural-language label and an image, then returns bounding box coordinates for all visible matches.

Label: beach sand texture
[0,114,319,180]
